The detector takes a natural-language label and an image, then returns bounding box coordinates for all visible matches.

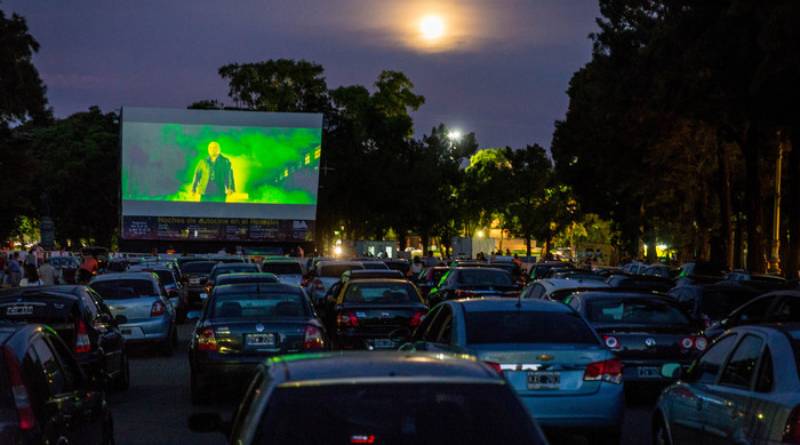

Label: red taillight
[350,435,376,444]
[409,311,425,328]
[3,347,35,430]
[680,336,707,351]
[484,361,503,376]
[151,301,166,317]
[303,325,324,350]
[75,319,91,354]
[603,335,621,350]
[196,327,218,352]
[584,359,623,384]
[680,337,694,350]
[337,312,359,328]
[784,406,800,443]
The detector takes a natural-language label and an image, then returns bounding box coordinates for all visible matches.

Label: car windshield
[586,298,691,325]
[320,264,364,277]
[91,279,156,299]
[466,311,598,344]
[456,269,513,286]
[261,263,303,275]
[699,291,759,319]
[255,383,544,445]
[182,262,217,274]
[343,282,417,304]
[210,292,308,319]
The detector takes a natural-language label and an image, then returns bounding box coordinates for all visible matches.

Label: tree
[0,9,49,128]
[504,144,553,257]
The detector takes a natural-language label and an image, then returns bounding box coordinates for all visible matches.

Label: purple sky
[4,0,599,148]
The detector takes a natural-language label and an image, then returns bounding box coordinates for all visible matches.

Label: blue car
[400,298,624,443]
[653,323,800,445]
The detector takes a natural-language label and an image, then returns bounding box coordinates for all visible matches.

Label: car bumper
[119,316,172,342]
[621,359,693,383]
[521,383,625,430]
[192,359,263,387]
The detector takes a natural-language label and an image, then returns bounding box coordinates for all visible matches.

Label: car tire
[190,370,209,405]
[652,416,672,445]
[114,352,130,391]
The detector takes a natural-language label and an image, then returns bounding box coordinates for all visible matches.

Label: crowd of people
[0,246,99,288]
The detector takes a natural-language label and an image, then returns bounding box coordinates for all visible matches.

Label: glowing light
[447,130,462,142]
[476,230,486,239]
[419,15,445,41]
[333,245,343,256]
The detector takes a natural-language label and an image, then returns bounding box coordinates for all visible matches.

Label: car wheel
[114,352,130,391]
[652,416,672,445]
[190,370,209,405]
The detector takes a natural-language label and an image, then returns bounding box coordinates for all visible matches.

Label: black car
[565,291,706,385]
[322,278,427,350]
[704,290,800,339]
[188,283,325,404]
[320,269,405,308]
[529,261,573,281]
[427,267,519,306]
[675,261,725,286]
[606,273,675,293]
[214,273,280,288]
[180,261,219,310]
[0,286,129,390]
[0,322,114,444]
[205,262,261,295]
[189,352,547,445]
[668,281,762,328]
[416,266,450,298]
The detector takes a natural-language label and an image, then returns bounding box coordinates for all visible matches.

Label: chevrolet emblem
[537,354,554,362]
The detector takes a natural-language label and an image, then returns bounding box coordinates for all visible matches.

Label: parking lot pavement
[110,325,654,445]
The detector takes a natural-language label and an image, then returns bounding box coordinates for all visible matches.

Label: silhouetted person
[192,141,235,202]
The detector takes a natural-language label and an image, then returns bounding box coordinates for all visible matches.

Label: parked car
[89,272,177,355]
[724,270,789,292]
[521,278,610,302]
[0,286,129,390]
[188,283,325,404]
[382,259,411,275]
[528,261,573,281]
[606,274,674,293]
[653,323,800,444]
[321,278,427,350]
[213,273,279,289]
[416,266,450,298]
[675,261,726,286]
[668,281,762,328]
[704,290,800,339]
[622,261,648,275]
[427,267,520,306]
[319,269,405,309]
[303,261,365,304]
[565,291,706,386]
[205,262,261,295]
[130,266,186,322]
[179,260,218,310]
[188,352,548,444]
[0,322,114,444]
[359,260,390,270]
[642,265,675,279]
[260,259,304,286]
[399,298,624,443]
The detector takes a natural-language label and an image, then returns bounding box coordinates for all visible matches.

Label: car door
[701,334,765,445]
[669,334,739,443]
[742,344,779,444]
[426,305,456,353]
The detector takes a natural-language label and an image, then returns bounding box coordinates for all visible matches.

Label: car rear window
[320,264,364,277]
[466,311,598,345]
[700,291,759,319]
[212,265,259,280]
[90,280,156,299]
[211,292,308,319]
[254,383,544,445]
[182,262,217,274]
[216,275,279,286]
[0,294,78,323]
[343,283,418,304]
[586,298,691,325]
[361,262,389,270]
[261,263,303,275]
[456,270,513,286]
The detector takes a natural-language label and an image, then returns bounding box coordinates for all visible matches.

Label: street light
[447,130,463,142]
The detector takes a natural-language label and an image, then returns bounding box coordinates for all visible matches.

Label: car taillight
[784,406,800,443]
[694,336,708,351]
[337,312,359,328]
[584,359,623,384]
[3,347,35,430]
[680,337,694,350]
[75,319,92,354]
[602,335,621,350]
[484,361,503,376]
[151,301,166,317]
[409,311,425,328]
[304,325,324,350]
[196,327,217,352]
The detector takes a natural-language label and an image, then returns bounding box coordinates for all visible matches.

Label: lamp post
[769,133,786,275]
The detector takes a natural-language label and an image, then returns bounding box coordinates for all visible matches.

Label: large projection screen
[120,107,322,242]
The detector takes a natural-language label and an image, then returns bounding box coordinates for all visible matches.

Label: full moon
[419,15,445,41]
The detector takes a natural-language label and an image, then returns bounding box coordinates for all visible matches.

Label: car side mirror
[114,314,128,325]
[389,327,412,344]
[188,413,230,436]
[660,363,682,380]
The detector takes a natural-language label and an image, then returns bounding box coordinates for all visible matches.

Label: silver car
[261,259,305,286]
[90,272,177,355]
[653,323,800,444]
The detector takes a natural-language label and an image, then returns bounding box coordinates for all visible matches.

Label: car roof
[213,283,302,294]
[345,278,412,285]
[456,297,573,313]
[346,270,404,278]
[91,272,156,282]
[216,272,278,280]
[536,278,611,291]
[570,290,673,301]
[268,352,501,385]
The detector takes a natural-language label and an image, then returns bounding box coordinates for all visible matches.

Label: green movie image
[122,123,321,205]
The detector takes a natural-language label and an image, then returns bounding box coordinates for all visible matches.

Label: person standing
[79,254,98,284]
[191,141,235,202]
[24,248,38,282]
[38,257,57,286]
[7,253,22,287]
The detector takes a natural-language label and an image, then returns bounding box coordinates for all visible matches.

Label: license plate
[6,305,33,316]
[527,371,561,390]
[199,293,208,300]
[246,333,276,347]
[189,278,200,285]
[371,339,396,349]
[637,366,660,378]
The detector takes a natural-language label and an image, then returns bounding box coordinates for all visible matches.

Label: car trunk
[209,319,309,355]
[472,344,610,396]
[338,304,424,335]
[593,324,699,360]
[0,295,80,346]
[106,296,159,322]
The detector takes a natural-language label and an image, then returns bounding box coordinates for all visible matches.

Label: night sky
[4,0,599,148]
